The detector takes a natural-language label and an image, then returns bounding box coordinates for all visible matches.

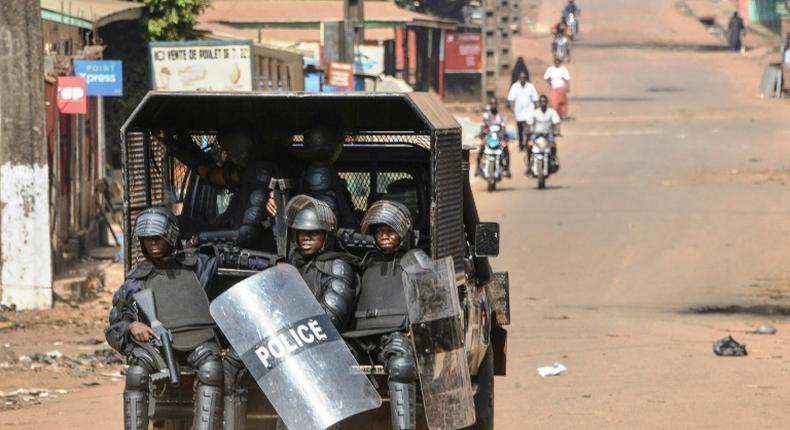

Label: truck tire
[467,347,494,430]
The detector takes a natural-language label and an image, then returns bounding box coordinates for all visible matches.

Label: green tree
[137,0,212,41]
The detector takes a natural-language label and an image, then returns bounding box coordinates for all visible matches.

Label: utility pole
[0,0,53,309]
[344,0,365,60]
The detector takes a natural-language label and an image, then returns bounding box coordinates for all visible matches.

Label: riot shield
[403,257,476,430]
[209,264,381,430]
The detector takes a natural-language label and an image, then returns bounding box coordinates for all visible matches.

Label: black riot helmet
[360,200,413,251]
[295,115,345,164]
[285,194,338,250]
[134,206,180,257]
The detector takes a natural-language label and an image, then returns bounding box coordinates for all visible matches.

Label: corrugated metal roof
[121,91,460,137]
[40,0,144,29]
[201,0,452,27]
[197,21,396,44]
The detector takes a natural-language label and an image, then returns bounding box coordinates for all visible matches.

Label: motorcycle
[481,124,507,192]
[552,33,570,63]
[528,134,559,189]
[566,12,579,39]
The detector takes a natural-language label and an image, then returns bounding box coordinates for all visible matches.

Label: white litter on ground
[537,362,568,377]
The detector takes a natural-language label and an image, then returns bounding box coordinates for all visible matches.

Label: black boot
[388,381,416,430]
[223,352,247,430]
[194,384,223,430]
[222,390,247,430]
[123,390,149,430]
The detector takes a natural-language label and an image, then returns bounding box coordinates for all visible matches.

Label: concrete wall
[0,0,54,309]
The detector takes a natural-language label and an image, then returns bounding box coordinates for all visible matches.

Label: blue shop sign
[73,60,123,96]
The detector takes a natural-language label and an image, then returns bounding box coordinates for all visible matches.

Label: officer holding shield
[284,194,358,331]
[344,200,427,430]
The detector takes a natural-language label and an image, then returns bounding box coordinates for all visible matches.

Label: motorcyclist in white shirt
[527,95,561,169]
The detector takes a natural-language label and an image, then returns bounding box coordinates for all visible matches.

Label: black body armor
[126,254,216,351]
[291,252,357,331]
[343,249,428,339]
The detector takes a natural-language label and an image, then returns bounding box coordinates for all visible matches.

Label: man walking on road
[544,58,571,119]
[507,71,539,151]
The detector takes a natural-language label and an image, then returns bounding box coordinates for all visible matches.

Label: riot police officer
[285,194,357,331]
[161,123,281,250]
[105,207,222,430]
[343,200,426,430]
[266,123,358,230]
[105,207,274,430]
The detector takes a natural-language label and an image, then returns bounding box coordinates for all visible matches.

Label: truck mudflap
[491,324,508,376]
[490,272,510,326]
[488,272,509,376]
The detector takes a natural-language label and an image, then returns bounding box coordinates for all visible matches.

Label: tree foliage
[137,0,212,41]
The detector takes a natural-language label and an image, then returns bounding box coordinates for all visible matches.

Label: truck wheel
[468,347,494,430]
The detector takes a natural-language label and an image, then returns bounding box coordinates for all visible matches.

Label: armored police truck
[120,92,510,429]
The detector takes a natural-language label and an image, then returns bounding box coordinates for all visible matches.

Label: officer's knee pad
[223,351,247,389]
[125,365,150,391]
[387,355,417,383]
[196,359,223,387]
[188,342,221,368]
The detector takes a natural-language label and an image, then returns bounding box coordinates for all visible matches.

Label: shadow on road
[575,42,729,52]
[684,304,790,317]
[570,96,653,102]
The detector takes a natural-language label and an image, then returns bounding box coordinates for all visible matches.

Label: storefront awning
[41,0,145,30]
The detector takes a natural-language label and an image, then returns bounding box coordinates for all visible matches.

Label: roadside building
[198,0,484,102]
[40,1,144,281]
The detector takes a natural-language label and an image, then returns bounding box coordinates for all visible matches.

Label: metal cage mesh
[124,130,441,270]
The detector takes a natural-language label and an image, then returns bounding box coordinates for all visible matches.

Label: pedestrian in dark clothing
[727,12,745,52]
[511,56,530,85]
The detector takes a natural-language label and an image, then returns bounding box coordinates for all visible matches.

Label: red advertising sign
[444,32,482,73]
[56,76,87,114]
[327,62,354,89]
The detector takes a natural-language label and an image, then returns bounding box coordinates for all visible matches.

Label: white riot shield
[403,257,476,430]
[209,264,381,430]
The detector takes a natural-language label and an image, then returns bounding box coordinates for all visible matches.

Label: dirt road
[2,1,789,429]
[485,0,790,428]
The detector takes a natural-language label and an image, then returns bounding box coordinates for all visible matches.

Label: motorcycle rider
[527,95,561,172]
[476,97,511,178]
[105,207,275,430]
[563,0,580,20]
[343,200,426,430]
[551,17,570,61]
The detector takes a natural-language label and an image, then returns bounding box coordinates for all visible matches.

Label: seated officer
[161,123,283,250]
[343,200,428,430]
[224,195,357,430]
[284,194,357,331]
[105,207,273,430]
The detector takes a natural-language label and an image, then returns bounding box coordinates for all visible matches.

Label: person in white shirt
[527,95,561,169]
[507,71,539,151]
[544,58,571,118]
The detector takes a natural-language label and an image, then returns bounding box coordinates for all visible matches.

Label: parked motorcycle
[566,12,579,39]
[481,124,507,192]
[552,33,570,63]
[528,134,559,189]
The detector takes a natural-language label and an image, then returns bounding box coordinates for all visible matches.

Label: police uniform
[107,250,223,430]
[343,200,424,430]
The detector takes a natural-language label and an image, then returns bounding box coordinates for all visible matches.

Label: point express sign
[73,60,123,96]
